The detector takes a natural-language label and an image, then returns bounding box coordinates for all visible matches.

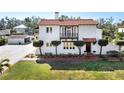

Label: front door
[86,42,91,53]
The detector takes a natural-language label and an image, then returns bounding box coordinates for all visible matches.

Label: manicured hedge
[0,38,7,46]
[106,50,119,57]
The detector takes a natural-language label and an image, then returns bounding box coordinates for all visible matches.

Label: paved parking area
[0,43,36,64]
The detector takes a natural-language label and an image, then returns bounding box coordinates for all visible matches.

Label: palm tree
[0,58,10,74]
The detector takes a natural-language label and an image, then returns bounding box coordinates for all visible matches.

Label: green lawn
[1,61,124,80]
[50,70,124,80]
[0,62,51,80]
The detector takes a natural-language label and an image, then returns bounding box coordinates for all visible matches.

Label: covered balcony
[60,33,78,39]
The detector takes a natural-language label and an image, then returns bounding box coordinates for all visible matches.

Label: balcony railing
[60,33,78,39]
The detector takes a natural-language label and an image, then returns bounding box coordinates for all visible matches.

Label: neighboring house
[118,26,124,33]
[13,24,27,34]
[8,35,31,45]
[0,29,11,36]
[38,13,102,55]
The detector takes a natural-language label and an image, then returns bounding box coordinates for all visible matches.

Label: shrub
[0,58,10,74]
[0,38,6,46]
[45,53,53,57]
[120,51,124,57]
[25,54,36,58]
[107,50,119,57]
[116,40,124,60]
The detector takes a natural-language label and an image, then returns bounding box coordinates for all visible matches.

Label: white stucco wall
[38,25,105,55]
[8,38,25,45]
[79,25,102,40]
[15,28,25,34]
[118,28,124,32]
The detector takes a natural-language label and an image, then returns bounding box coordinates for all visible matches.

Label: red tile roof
[118,26,124,28]
[38,19,97,26]
[83,38,96,42]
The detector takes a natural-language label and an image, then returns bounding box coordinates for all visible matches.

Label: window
[73,26,77,37]
[50,27,52,33]
[50,43,52,47]
[63,42,75,49]
[46,27,49,33]
[70,42,75,49]
[46,27,52,33]
[66,27,72,37]
[46,43,49,47]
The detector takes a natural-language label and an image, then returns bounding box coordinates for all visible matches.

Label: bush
[25,54,36,58]
[0,62,51,80]
[44,53,53,57]
[0,38,6,46]
[106,50,119,57]
[120,51,124,57]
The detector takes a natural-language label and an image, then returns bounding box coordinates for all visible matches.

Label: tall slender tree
[51,41,61,56]
[74,41,85,55]
[98,39,108,57]
[33,40,44,55]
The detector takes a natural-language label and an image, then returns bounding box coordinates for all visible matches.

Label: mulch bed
[108,57,120,62]
[36,55,102,63]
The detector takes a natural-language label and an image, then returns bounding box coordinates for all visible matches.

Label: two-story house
[38,13,102,55]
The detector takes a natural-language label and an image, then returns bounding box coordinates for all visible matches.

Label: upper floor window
[73,26,77,33]
[62,27,65,33]
[50,27,52,33]
[46,27,52,33]
[46,27,49,33]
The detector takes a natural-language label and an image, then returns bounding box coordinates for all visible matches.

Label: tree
[0,18,6,30]
[98,39,108,57]
[97,17,117,41]
[33,40,44,55]
[23,16,40,34]
[5,17,21,29]
[115,32,124,40]
[73,41,85,55]
[0,58,10,74]
[51,41,61,56]
[116,40,124,60]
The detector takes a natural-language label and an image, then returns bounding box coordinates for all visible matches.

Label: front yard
[1,61,124,80]
[37,61,124,71]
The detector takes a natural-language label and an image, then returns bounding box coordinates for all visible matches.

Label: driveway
[0,43,36,64]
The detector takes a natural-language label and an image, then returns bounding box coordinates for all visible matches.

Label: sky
[0,12,124,23]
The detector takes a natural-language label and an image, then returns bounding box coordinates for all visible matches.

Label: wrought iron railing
[60,33,78,38]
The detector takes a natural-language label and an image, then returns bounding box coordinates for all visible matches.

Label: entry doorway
[86,42,91,53]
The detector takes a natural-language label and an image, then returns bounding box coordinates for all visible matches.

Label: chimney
[55,12,59,19]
